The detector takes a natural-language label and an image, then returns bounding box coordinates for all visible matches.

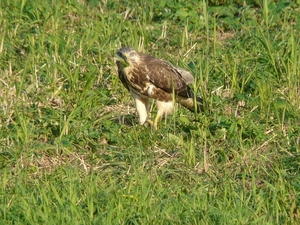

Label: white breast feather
[147,84,155,97]
[156,101,174,117]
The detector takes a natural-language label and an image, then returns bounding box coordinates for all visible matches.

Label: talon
[143,119,158,130]
[143,119,153,127]
[146,119,153,125]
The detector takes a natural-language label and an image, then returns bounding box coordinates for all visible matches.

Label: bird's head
[115,47,139,67]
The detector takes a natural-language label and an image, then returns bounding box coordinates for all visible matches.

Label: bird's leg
[132,93,149,125]
[143,116,159,130]
[153,113,161,130]
[152,101,173,130]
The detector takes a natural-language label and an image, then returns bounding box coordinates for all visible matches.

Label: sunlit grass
[1,0,299,224]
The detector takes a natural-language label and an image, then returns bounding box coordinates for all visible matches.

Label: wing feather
[175,67,194,84]
[143,55,194,98]
[117,61,130,91]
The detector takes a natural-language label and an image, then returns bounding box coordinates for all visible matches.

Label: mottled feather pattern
[116,61,130,91]
[143,56,196,100]
[115,47,204,129]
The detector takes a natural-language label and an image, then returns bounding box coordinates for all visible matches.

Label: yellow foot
[153,121,158,130]
[144,119,158,130]
[144,119,153,126]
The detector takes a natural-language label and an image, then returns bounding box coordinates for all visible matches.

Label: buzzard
[115,47,203,130]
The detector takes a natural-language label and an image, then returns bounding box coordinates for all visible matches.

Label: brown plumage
[115,47,203,130]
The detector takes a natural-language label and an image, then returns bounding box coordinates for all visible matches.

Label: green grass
[1,0,299,224]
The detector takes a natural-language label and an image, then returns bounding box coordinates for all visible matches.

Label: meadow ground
[0,0,299,224]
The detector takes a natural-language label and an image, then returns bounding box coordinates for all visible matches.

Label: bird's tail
[177,95,204,113]
[175,86,205,113]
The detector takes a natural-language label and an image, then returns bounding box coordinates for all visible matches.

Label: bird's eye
[128,52,135,58]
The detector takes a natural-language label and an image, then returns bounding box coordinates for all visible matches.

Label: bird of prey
[115,47,203,130]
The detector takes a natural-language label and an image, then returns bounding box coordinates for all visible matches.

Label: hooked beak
[114,51,127,62]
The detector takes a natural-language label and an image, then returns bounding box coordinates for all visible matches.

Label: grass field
[0,0,300,224]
